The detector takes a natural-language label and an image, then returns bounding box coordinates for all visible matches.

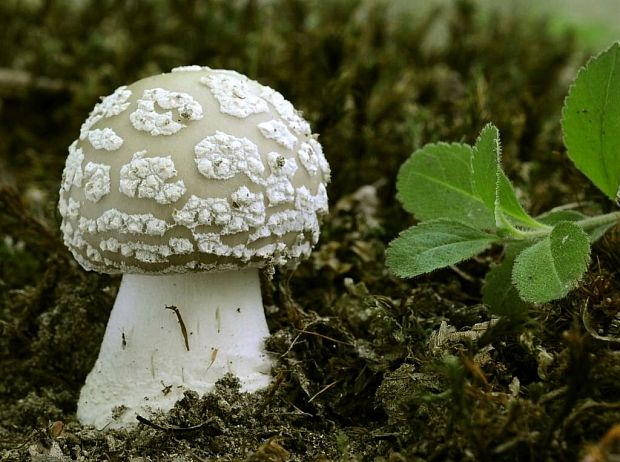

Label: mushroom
[58,66,330,428]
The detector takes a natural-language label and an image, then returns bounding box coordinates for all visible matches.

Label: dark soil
[1,1,619,460]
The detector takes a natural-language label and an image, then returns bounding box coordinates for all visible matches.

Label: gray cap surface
[58,66,330,274]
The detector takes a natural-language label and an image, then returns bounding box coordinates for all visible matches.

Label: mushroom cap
[58,66,330,274]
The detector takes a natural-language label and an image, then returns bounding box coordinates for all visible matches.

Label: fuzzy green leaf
[483,244,529,318]
[496,171,543,228]
[471,124,499,211]
[472,123,543,229]
[397,143,495,229]
[562,42,620,199]
[386,219,499,278]
[512,221,591,303]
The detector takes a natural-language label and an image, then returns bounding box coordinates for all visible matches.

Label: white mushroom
[58,66,330,429]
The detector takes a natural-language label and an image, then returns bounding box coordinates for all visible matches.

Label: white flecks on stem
[120,151,186,204]
[83,162,111,203]
[129,88,203,136]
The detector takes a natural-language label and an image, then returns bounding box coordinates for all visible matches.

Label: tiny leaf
[562,42,620,199]
[397,143,495,229]
[512,221,591,303]
[386,219,499,278]
[471,124,499,211]
[472,124,543,229]
[496,171,543,228]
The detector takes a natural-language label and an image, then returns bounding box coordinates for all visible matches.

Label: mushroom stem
[77,268,272,429]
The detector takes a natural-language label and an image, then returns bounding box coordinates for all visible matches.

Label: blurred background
[1,0,618,194]
[1,0,617,207]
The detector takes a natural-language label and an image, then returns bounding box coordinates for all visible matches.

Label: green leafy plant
[387,42,620,314]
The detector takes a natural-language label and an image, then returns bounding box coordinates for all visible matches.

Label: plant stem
[499,219,549,239]
[502,211,620,242]
[576,210,620,231]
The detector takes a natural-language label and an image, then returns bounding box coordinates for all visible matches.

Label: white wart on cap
[59,66,330,274]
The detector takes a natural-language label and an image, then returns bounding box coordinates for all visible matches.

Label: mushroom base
[77,269,273,429]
